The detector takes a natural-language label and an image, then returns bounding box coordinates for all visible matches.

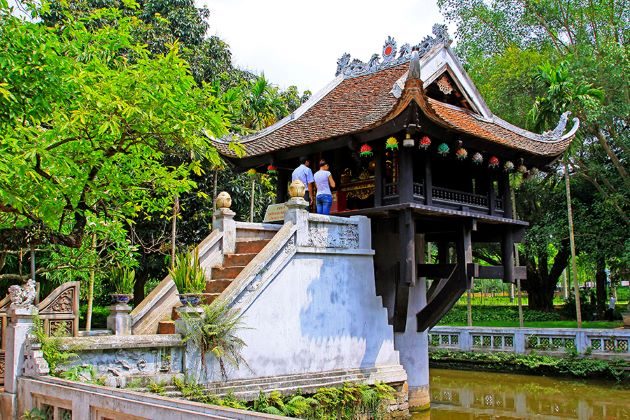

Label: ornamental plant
[111,266,135,295]
[169,250,207,294]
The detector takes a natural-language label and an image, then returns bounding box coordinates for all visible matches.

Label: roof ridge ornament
[408,50,421,80]
[542,111,572,140]
[335,24,452,78]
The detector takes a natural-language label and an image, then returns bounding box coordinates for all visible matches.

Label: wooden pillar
[424,154,433,206]
[488,175,497,216]
[394,209,416,332]
[399,147,414,203]
[502,229,515,284]
[502,173,513,219]
[455,222,473,326]
[276,170,288,204]
[374,145,383,207]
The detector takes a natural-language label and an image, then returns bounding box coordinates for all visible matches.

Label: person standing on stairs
[314,159,336,215]
[292,156,315,210]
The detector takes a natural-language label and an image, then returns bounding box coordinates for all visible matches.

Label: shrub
[439,305,561,325]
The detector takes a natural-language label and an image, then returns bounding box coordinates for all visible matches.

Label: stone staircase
[157,232,273,334]
[204,239,271,304]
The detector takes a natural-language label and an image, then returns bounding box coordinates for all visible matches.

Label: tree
[438,0,629,311]
[0,4,227,275]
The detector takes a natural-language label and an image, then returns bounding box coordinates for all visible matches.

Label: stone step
[157,321,175,335]
[211,266,245,280]
[235,239,269,254]
[205,279,232,293]
[223,253,257,267]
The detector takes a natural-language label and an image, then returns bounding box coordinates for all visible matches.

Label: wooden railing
[412,182,424,198]
[432,186,489,209]
[383,183,398,200]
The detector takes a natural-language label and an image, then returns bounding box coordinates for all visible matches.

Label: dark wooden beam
[417,263,457,279]
[502,229,515,284]
[276,170,288,204]
[455,222,474,289]
[424,153,433,206]
[374,143,383,207]
[502,172,513,219]
[393,209,416,332]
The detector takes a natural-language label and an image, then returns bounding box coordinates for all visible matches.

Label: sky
[201,0,448,93]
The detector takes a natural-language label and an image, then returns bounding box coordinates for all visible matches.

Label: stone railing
[16,376,282,420]
[130,228,224,335]
[429,326,630,359]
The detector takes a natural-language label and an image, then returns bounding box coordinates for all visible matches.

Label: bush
[79,305,110,329]
[429,350,628,382]
[439,305,561,325]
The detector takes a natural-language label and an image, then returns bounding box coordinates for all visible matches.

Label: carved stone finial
[8,279,36,309]
[408,50,421,80]
[215,191,232,210]
[288,180,306,198]
[432,23,452,45]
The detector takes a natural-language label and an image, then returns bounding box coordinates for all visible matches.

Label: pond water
[412,368,629,419]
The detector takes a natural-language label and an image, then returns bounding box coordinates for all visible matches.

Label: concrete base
[408,385,431,412]
[1,392,16,419]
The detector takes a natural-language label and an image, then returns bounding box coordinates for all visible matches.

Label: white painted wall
[202,252,401,381]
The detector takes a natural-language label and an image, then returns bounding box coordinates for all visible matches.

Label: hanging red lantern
[267,164,278,175]
[359,144,373,158]
[419,135,431,150]
[488,156,500,169]
[455,147,468,160]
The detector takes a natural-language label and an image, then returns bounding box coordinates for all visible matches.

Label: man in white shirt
[291,157,314,207]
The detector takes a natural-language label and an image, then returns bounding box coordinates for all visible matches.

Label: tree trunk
[595,257,607,316]
[524,269,557,311]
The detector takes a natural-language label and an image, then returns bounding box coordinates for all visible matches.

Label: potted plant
[111,266,135,304]
[170,250,207,306]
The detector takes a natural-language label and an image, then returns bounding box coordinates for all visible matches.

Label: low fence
[17,376,282,420]
[429,326,630,359]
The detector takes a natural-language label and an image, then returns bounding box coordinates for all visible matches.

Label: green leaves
[0,4,227,250]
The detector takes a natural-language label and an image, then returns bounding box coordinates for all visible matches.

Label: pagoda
[211,24,578,408]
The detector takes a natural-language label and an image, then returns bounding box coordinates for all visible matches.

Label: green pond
[412,368,629,419]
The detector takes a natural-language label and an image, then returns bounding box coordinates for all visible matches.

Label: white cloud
[201,0,447,92]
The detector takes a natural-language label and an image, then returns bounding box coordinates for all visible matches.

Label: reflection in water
[417,368,629,419]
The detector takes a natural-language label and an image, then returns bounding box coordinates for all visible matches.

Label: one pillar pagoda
[211,25,578,409]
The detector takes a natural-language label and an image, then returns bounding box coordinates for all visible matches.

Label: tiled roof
[212,63,575,160]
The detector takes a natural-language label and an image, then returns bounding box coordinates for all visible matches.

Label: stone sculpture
[215,191,232,209]
[8,279,37,308]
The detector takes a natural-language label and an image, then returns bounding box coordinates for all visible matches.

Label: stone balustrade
[429,326,630,359]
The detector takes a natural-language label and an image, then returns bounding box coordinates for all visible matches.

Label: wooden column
[455,222,474,326]
[502,173,513,219]
[502,229,515,284]
[394,209,416,332]
[276,170,288,204]
[399,147,414,203]
[455,223,473,288]
[424,154,433,206]
[488,176,497,216]
[374,145,383,207]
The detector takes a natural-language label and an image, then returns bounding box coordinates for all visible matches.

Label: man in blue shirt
[291,157,314,207]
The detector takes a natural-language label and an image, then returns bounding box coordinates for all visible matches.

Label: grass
[444,320,623,329]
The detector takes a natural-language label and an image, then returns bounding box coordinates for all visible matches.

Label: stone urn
[288,180,306,198]
[178,294,202,307]
[110,293,133,304]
